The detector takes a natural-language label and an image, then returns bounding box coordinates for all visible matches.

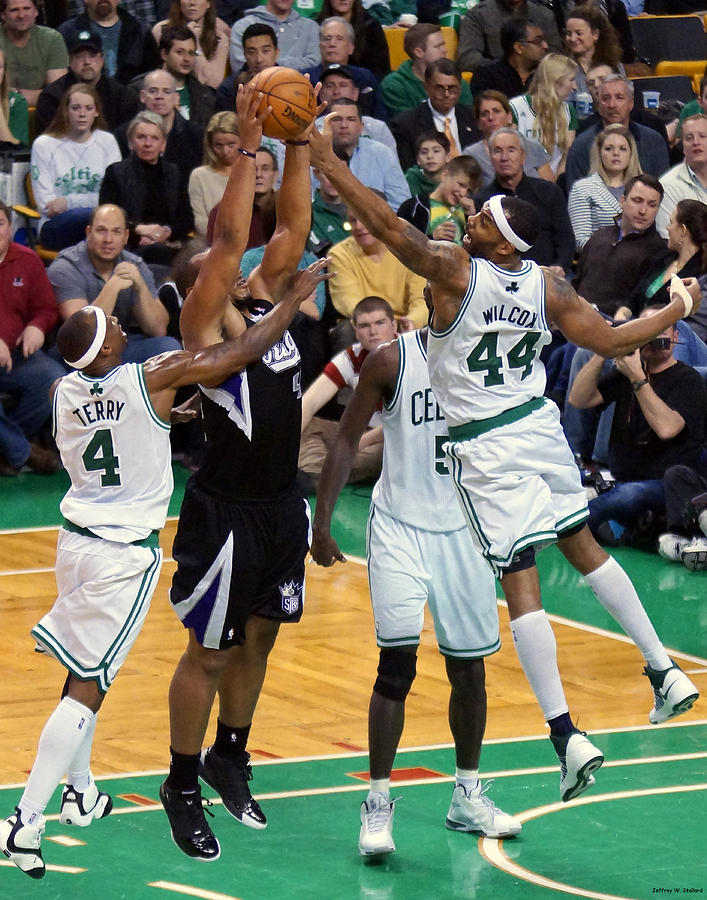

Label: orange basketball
[250,67,317,140]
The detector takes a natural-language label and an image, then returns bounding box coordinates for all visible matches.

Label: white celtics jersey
[372,330,465,532]
[53,364,173,542]
[427,257,552,427]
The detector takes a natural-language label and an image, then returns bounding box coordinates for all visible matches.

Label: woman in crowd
[563,5,623,96]
[511,53,578,177]
[621,199,707,319]
[31,84,120,250]
[188,110,239,235]
[316,0,390,81]
[464,90,554,189]
[153,0,230,89]
[568,123,640,250]
[99,111,193,265]
[0,47,28,146]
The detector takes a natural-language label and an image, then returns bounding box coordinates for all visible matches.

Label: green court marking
[1,725,705,900]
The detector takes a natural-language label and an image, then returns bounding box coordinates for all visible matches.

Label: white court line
[0,720,705,791]
[5,750,704,820]
[480,783,707,900]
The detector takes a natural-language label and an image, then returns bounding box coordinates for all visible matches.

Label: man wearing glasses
[470,18,549,100]
[114,69,202,188]
[457,0,561,73]
[390,59,481,173]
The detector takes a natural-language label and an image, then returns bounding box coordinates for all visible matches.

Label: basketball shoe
[0,808,45,878]
[680,536,707,571]
[60,780,112,826]
[550,730,604,802]
[359,792,396,856]
[645,660,699,724]
[657,533,689,563]
[160,781,220,861]
[445,781,521,837]
[198,747,266,829]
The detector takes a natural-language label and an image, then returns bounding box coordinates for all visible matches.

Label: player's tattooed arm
[396,223,465,283]
[544,267,690,358]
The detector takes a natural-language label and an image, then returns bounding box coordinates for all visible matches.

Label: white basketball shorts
[32,529,163,693]
[366,506,500,658]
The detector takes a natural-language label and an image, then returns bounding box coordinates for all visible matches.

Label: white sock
[455,768,479,791]
[68,713,97,793]
[585,557,671,671]
[511,610,569,722]
[19,697,95,820]
[369,778,390,800]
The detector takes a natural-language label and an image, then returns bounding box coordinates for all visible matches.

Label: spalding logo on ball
[250,67,317,140]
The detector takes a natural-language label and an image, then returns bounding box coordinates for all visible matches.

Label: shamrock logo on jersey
[90,383,103,396]
[505,281,519,293]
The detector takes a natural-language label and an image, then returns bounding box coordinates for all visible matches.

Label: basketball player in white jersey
[0,87,328,881]
[312,325,522,855]
[307,122,700,803]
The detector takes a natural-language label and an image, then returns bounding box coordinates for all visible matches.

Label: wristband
[238,148,256,159]
[669,274,693,317]
[632,378,649,393]
[285,140,309,146]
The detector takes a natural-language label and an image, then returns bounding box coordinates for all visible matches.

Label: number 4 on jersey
[466,331,542,386]
[82,428,121,486]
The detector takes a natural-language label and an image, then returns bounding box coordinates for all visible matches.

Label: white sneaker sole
[562,755,603,802]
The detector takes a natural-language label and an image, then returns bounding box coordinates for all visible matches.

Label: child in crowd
[404,130,451,196]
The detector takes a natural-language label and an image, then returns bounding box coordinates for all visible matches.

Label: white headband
[66,307,107,369]
[487,195,531,252]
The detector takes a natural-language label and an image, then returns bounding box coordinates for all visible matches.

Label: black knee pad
[503,545,536,575]
[373,648,417,702]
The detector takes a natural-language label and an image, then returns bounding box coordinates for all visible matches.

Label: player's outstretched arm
[180,82,269,351]
[249,142,313,304]
[545,270,701,358]
[307,120,467,289]
[311,340,399,567]
[146,261,330,420]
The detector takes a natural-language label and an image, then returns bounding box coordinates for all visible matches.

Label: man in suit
[390,59,481,173]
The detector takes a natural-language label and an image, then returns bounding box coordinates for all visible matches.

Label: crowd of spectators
[0,0,706,564]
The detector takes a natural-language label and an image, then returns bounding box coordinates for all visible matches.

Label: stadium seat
[631,74,697,106]
[629,14,707,69]
[11,172,58,263]
[383,26,458,71]
[655,59,706,95]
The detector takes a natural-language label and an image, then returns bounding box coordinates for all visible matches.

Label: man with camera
[568,306,707,547]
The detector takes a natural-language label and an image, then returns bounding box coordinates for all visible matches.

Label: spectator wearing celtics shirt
[297,296,397,495]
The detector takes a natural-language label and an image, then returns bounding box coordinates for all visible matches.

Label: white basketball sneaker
[60,779,113,826]
[358,793,396,856]
[550,731,604,802]
[445,781,521,838]
[0,808,46,879]
[645,661,699,724]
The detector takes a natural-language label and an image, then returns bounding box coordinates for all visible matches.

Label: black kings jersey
[196,300,302,500]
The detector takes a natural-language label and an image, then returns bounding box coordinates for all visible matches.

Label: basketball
[250,67,317,140]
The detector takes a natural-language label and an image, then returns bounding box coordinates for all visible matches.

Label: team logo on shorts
[279,580,302,615]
